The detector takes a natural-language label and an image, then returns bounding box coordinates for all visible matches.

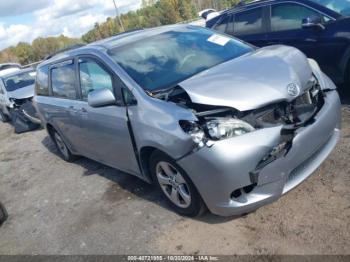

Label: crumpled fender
[308,58,337,91]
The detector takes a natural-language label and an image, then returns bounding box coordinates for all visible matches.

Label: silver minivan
[34,25,341,217]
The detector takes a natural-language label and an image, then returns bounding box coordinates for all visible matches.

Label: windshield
[109,27,253,91]
[310,0,350,16]
[3,71,36,92]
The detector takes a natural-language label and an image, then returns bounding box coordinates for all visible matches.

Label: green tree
[13,42,34,64]
[179,0,196,20]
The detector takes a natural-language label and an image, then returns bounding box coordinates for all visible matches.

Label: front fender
[308,58,337,90]
[128,96,198,160]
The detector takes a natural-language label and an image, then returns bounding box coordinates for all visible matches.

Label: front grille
[255,75,324,128]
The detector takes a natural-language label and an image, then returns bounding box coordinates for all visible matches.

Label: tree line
[0,0,240,65]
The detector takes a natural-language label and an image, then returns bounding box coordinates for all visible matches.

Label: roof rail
[22,61,43,69]
[44,44,86,60]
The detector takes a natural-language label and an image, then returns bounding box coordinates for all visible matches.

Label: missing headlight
[179,120,206,147]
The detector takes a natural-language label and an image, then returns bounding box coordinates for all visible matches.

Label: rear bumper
[178,90,341,216]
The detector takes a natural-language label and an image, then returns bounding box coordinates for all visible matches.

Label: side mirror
[302,16,325,30]
[88,88,116,107]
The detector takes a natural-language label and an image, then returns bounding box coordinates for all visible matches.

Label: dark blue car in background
[206,0,350,85]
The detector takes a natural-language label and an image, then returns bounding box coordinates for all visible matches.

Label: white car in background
[198,9,221,21]
[0,68,41,133]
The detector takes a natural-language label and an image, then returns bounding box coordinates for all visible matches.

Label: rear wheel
[52,130,76,162]
[149,151,206,217]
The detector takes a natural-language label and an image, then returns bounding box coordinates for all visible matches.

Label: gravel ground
[0,94,349,255]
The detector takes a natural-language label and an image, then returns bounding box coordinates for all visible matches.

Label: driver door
[75,56,140,175]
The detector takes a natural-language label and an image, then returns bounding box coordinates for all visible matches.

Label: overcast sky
[0,0,142,50]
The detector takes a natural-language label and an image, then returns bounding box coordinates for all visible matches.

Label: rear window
[35,66,49,96]
[234,8,264,35]
[51,61,77,99]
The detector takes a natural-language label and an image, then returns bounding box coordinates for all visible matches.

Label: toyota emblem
[287,83,300,97]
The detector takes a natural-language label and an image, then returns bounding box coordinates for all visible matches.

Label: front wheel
[149,151,206,217]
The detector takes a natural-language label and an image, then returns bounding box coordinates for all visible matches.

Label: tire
[149,151,206,217]
[0,109,10,123]
[51,129,77,162]
[0,202,8,226]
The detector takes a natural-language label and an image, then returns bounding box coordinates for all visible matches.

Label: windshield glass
[3,71,36,92]
[310,0,350,16]
[109,27,253,91]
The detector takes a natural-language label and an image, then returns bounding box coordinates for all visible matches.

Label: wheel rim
[156,161,191,208]
[54,132,69,158]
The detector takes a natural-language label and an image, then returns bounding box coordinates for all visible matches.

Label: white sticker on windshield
[207,34,231,46]
[29,72,36,77]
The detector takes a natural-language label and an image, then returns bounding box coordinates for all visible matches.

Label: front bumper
[10,100,41,133]
[177,90,341,216]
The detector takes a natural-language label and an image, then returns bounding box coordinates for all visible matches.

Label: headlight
[206,118,255,140]
[180,118,255,145]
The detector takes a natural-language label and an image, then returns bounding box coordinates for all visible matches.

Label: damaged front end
[167,74,339,216]
[152,73,329,184]
[8,97,41,134]
[152,74,324,150]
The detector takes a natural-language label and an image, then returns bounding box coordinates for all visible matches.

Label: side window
[78,59,113,100]
[35,66,49,96]
[213,15,230,33]
[234,8,263,35]
[51,61,77,99]
[271,4,322,32]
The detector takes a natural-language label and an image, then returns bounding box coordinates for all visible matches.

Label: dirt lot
[0,97,349,255]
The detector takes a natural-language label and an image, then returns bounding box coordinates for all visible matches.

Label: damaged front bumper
[9,99,41,133]
[177,90,341,216]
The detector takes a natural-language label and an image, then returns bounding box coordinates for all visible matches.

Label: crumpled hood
[178,45,313,111]
[8,84,35,100]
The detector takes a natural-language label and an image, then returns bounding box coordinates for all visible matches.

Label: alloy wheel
[156,161,191,208]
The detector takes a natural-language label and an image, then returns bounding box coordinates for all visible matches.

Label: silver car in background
[0,68,41,133]
[34,25,341,217]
